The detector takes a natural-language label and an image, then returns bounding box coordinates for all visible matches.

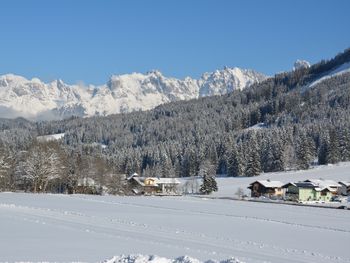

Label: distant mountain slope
[1,48,350,180]
[0,67,266,120]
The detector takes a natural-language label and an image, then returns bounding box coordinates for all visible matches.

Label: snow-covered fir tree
[199,161,218,195]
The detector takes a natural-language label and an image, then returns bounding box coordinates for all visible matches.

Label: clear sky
[0,0,349,85]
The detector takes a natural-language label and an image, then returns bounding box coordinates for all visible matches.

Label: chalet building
[247,180,284,198]
[338,181,350,196]
[127,173,181,195]
[283,181,333,202]
[303,179,341,195]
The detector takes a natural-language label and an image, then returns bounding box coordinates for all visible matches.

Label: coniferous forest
[1,48,350,194]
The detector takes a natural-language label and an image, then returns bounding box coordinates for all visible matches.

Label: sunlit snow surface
[0,193,349,262]
[309,62,350,88]
[37,132,65,142]
[1,163,350,263]
[103,255,242,263]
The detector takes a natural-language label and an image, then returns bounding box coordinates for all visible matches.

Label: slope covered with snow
[0,68,266,120]
[309,62,350,88]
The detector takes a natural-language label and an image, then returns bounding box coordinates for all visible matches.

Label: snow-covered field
[1,163,349,263]
[1,191,349,263]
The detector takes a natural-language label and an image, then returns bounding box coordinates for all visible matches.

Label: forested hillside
[1,48,350,193]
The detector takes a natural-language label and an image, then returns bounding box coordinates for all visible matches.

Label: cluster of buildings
[248,179,350,202]
[127,173,181,195]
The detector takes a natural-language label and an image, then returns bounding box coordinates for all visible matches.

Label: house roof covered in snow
[283,181,335,192]
[338,181,350,187]
[129,175,181,187]
[303,179,341,189]
[249,180,284,188]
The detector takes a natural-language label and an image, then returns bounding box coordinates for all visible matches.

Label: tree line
[0,48,350,194]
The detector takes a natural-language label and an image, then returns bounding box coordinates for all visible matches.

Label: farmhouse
[303,179,341,195]
[247,180,284,198]
[283,181,333,202]
[127,173,181,195]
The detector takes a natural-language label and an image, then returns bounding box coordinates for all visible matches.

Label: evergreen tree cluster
[0,48,350,193]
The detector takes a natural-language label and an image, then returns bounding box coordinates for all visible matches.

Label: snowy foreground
[0,191,349,263]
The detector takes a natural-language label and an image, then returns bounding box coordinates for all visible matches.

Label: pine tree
[318,133,329,165]
[296,133,312,170]
[199,160,218,195]
[327,129,340,164]
[338,129,350,161]
[245,133,261,177]
[0,147,13,190]
[227,143,243,177]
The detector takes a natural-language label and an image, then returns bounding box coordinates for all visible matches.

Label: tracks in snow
[1,197,349,263]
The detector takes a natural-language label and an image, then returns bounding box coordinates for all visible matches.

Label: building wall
[274,188,284,196]
[319,191,332,202]
[250,183,282,198]
[287,185,299,194]
[298,188,315,201]
[144,178,156,186]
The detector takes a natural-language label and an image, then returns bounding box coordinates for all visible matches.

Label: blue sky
[0,0,349,84]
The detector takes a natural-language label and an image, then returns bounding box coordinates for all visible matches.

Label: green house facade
[283,182,333,202]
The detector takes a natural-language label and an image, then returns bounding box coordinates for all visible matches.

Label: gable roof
[250,180,284,188]
[155,178,181,184]
[338,181,350,187]
[304,179,341,188]
[131,176,181,187]
[127,172,139,181]
[283,181,336,192]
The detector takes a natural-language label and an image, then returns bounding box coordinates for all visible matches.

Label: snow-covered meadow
[0,163,349,263]
[0,192,349,263]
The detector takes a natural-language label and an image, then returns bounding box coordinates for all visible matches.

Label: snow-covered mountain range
[0,67,266,120]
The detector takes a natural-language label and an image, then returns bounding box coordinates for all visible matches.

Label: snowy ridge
[0,68,266,120]
[309,62,350,88]
[103,255,243,263]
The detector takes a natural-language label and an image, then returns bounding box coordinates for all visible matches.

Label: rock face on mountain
[0,68,266,120]
[293,60,311,71]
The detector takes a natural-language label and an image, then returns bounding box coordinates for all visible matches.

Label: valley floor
[0,192,349,263]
